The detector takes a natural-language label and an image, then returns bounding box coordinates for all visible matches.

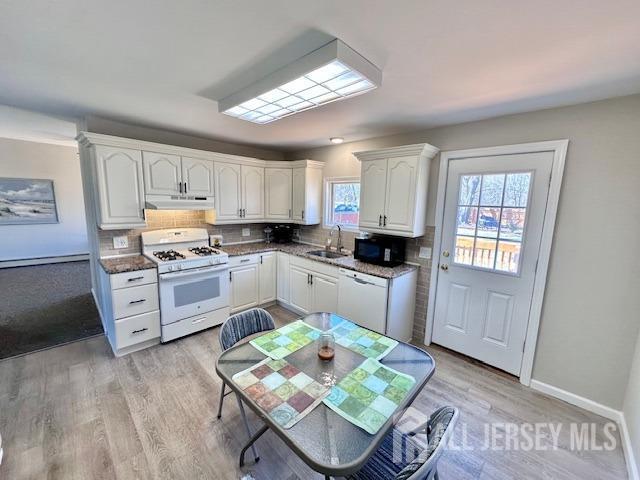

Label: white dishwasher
[337,268,389,334]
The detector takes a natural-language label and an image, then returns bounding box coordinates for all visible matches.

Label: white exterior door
[241,165,265,220]
[258,252,276,304]
[230,265,259,313]
[311,273,338,313]
[359,159,387,229]
[291,168,306,222]
[182,157,214,196]
[214,162,242,221]
[384,156,418,231]
[265,168,292,220]
[432,152,553,375]
[142,151,182,195]
[289,266,312,314]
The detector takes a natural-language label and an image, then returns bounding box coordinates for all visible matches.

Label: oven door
[158,265,229,325]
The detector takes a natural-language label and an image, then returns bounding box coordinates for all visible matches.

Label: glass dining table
[215,312,436,479]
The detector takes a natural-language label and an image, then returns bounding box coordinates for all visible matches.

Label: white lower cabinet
[311,273,338,313]
[276,252,290,305]
[258,252,276,304]
[288,257,339,315]
[289,265,313,314]
[230,261,259,314]
[100,268,161,356]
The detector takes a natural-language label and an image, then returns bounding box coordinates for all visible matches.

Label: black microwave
[354,236,406,267]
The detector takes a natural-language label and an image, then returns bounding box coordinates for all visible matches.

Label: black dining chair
[216,308,276,462]
[349,406,459,480]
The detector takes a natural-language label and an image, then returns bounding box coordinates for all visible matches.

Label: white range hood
[145,194,215,211]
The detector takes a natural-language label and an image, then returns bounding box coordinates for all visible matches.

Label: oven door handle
[160,265,229,280]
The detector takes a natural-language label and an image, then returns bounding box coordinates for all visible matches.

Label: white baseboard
[620,412,640,480]
[531,379,638,480]
[0,253,89,268]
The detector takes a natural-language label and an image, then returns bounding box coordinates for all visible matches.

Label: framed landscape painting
[0,177,59,225]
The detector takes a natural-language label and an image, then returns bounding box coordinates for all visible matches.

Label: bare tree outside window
[326,180,360,228]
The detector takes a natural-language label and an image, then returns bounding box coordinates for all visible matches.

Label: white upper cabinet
[214,162,242,221]
[359,159,387,229]
[265,168,293,220]
[241,165,265,220]
[143,152,182,195]
[93,145,146,229]
[355,143,439,238]
[182,157,215,196]
[291,164,323,225]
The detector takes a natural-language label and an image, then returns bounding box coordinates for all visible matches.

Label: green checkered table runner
[232,357,329,429]
[249,319,322,359]
[329,318,398,360]
[323,357,416,434]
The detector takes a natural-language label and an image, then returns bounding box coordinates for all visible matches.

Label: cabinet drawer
[115,310,160,349]
[110,269,157,290]
[229,254,261,268]
[112,283,159,319]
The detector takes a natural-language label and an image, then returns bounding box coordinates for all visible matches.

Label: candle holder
[317,332,335,361]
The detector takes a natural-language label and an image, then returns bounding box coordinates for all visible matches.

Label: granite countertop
[221,242,418,279]
[99,255,157,274]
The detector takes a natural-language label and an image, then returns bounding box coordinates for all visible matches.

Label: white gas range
[141,228,230,342]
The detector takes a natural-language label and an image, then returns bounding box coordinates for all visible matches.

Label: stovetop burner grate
[188,246,219,256]
[153,249,186,262]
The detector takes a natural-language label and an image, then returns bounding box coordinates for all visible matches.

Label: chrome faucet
[327,225,343,252]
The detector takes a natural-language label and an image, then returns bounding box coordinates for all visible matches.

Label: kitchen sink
[307,250,348,259]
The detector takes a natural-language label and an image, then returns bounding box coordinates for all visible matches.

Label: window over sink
[324,177,360,231]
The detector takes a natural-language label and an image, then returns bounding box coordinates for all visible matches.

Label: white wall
[624,331,640,478]
[290,94,640,410]
[0,137,88,260]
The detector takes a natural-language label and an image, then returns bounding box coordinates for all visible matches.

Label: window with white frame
[324,177,360,229]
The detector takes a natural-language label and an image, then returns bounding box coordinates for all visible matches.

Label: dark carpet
[0,260,103,359]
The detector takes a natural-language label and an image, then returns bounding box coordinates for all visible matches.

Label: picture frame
[0,177,59,225]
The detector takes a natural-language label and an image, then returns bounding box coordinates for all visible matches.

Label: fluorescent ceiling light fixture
[219,39,382,124]
[330,137,344,144]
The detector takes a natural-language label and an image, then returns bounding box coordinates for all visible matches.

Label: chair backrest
[219,308,275,351]
[394,406,459,480]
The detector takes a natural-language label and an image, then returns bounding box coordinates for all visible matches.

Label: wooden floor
[0,305,628,479]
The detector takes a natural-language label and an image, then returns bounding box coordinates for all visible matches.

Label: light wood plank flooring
[0,305,628,479]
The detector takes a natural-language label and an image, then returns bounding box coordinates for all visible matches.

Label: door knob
[440,263,449,271]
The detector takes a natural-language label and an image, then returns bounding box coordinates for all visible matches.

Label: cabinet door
[265,168,292,220]
[142,151,182,195]
[311,273,338,314]
[94,145,146,228]
[182,157,214,196]
[292,168,306,221]
[359,159,387,229]
[214,162,242,221]
[258,252,276,304]
[289,266,312,314]
[230,265,259,313]
[276,252,290,304]
[384,156,418,231]
[241,165,265,220]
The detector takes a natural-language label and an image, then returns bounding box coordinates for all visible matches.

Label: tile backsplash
[98,211,434,343]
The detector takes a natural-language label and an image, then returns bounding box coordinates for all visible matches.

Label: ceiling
[1,0,639,151]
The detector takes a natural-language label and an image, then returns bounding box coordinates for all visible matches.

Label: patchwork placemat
[250,320,322,359]
[329,319,398,360]
[232,357,329,429]
[323,358,416,434]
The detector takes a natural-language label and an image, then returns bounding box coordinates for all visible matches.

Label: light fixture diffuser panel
[219,39,381,124]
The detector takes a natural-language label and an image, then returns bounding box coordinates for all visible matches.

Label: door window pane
[455,236,474,265]
[456,206,477,236]
[459,175,481,205]
[473,238,497,269]
[477,207,501,238]
[499,208,526,241]
[496,241,522,273]
[479,174,505,206]
[453,171,532,274]
[504,173,531,207]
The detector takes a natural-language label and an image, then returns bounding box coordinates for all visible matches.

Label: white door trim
[424,140,568,386]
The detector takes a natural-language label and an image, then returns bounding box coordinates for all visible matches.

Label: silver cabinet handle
[179,182,183,194]
[240,258,250,263]
[378,215,382,226]
[184,182,188,194]
[229,271,232,282]
[310,274,313,286]
[131,327,148,334]
[383,215,387,227]
[129,299,146,304]
[260,255,263,264]
[127,276,144,282]
[302,209,305,220]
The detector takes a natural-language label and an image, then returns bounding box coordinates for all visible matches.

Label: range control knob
[167,266,174,272]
